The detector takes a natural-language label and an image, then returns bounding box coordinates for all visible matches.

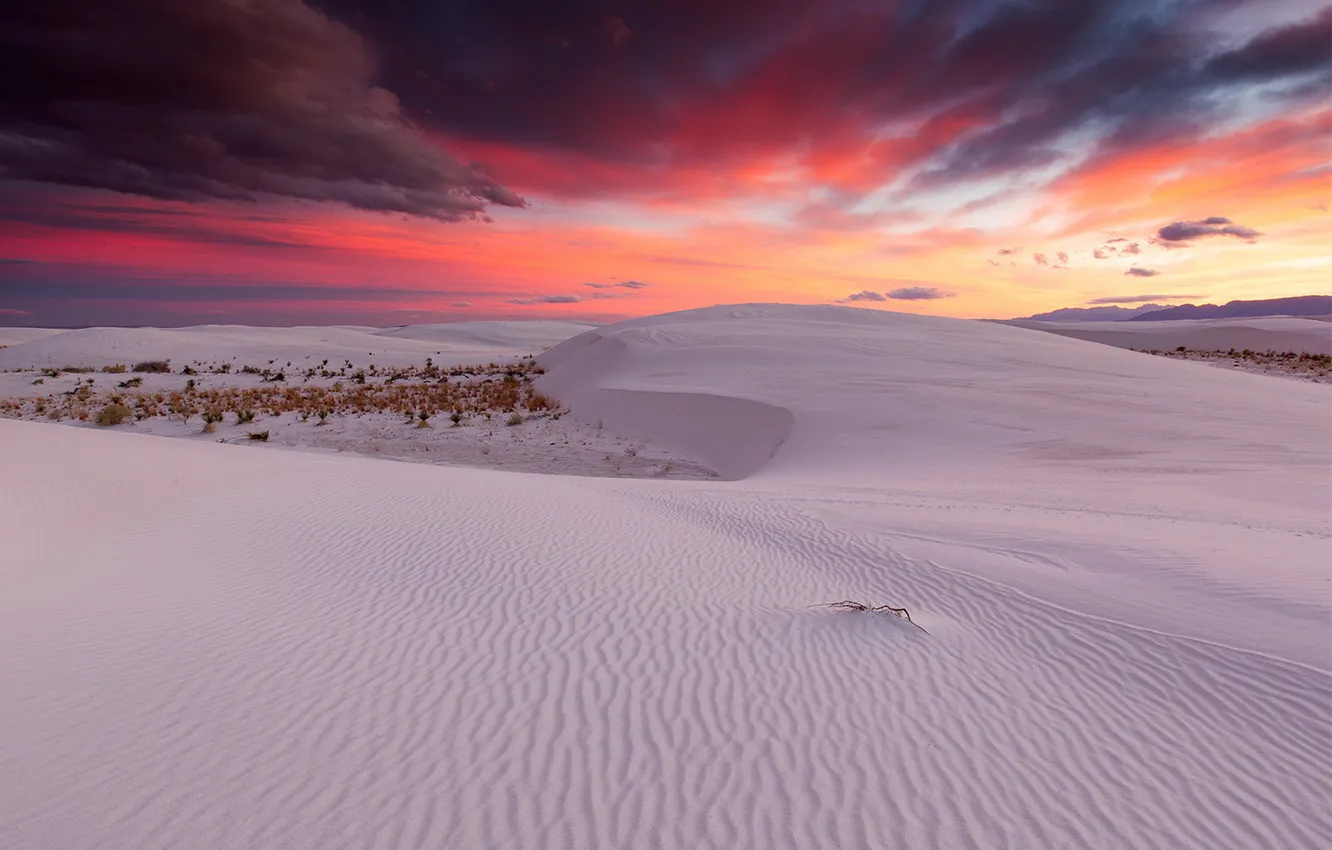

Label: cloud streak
[1087,293,1203,304]
[1124,267,1162,277]
[506,294,583,305]
[886,287,956,301]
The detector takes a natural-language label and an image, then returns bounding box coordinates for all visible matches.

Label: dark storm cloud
[1157,217,1262,242]
[1203,7,1332,82]
[0,0,523,220]
[886,286,955,301]
[1124,267,1162,277]
[4,0,1326,227]
[291,1,1331,200]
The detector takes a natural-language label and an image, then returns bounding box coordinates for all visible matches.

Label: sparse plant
[95,402,132,426]
[201,410,224,433]
[506,412,524,426]
[133,360,171,373]
[235,409,256,424]
[449,411,463,427]
[247,430,270,442]
[102,364,128,374]
[118,377,143,388]
[814,600,929,633]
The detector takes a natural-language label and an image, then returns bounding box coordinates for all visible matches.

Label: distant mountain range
[1020,295,1331,323]
[1020,304,1167,322]
[1126,295,1332,321]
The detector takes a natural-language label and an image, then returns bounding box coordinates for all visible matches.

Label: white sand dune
[0,321,592,371]
[0,327,64,348]
[2,304,1329,850]
[1008,315,1332,355]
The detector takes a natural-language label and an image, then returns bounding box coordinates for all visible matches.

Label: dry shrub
[96,403,132,426]
[133,360,171,373]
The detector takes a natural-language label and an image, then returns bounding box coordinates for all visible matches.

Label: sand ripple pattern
[2,423,1329,850]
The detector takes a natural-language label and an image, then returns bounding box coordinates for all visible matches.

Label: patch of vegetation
[247,430,270,442]
[95,402,132,426]
[1,359,565,428]
[133,360,171,373]
[101,364,128,374]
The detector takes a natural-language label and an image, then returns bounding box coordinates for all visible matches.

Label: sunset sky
[1,0,1328,327]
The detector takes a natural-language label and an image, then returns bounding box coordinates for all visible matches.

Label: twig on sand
[814,600,930,634]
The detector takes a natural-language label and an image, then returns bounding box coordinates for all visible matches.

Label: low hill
[1018,304,1167,322]
[1130,295,1332,321]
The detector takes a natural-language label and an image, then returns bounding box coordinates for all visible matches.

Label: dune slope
[0,321,591,370]
[3,305,1329,850]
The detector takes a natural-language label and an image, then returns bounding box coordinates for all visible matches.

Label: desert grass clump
[201,410,224,433]
[133,360,171,373]
[416,410,433,428]
[118,376,143,388]
[506,412,524,426]
[102,364,128,374]
[235,409,256,424]
[247,430,270,442]
[815,600,929,633]
[95,402,132,426]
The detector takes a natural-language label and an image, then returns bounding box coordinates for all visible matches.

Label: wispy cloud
[887,286,956,301]
[584,280,650,290]
[506,294,583,305]
[841,290,887,302]
[1157,217,1261,243]
[1124,267,1162,277]
[1087,293,1202,304]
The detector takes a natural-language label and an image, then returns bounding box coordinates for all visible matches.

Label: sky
[1,0,1328,327]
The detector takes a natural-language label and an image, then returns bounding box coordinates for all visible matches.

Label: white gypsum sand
[1006,315,1332,356]
[2,304,1329,850]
